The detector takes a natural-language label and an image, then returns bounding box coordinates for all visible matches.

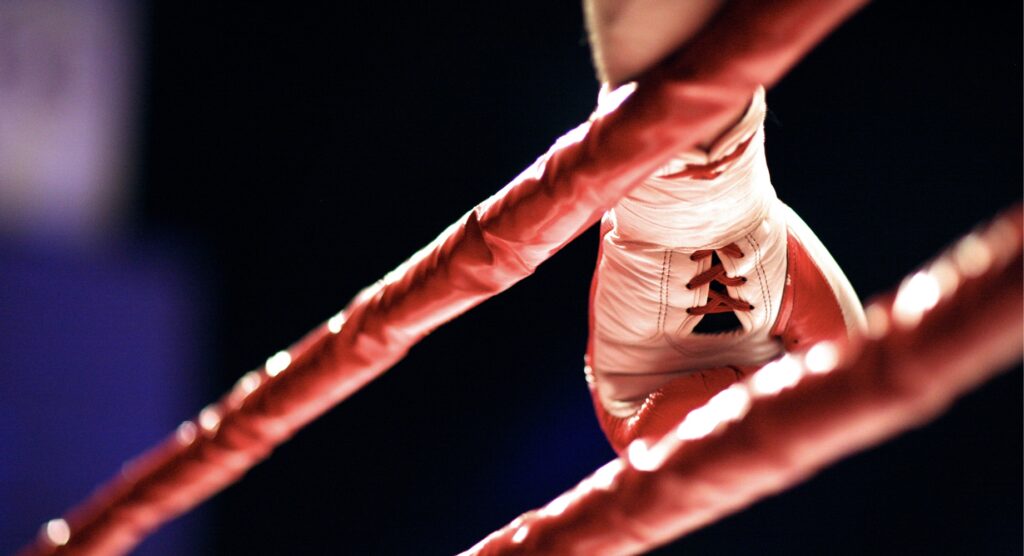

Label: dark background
[129,1,1021,554]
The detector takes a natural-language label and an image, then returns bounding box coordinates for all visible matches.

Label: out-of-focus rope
[462,206,1023,555]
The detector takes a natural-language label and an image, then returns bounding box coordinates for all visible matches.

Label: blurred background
[0,1,1019,554]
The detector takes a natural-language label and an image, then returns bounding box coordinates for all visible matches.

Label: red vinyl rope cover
[463,206,1023,555]
[18,1,868,554]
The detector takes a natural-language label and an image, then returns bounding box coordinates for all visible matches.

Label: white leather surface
[591,88,788,415]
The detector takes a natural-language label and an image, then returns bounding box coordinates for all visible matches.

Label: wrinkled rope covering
[19,1,869,555]
[462,206,1024,555]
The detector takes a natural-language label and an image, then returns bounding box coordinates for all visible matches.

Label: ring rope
[462,206,1023,555]
[18,2,868,554]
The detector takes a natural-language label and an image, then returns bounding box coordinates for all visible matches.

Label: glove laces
[685,243,754,316]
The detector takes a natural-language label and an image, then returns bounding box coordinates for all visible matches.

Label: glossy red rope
[17,2,869,554]
[463,205,1023,555]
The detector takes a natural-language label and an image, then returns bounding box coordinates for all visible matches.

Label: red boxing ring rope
[462,206,1023,555]
[19,1,871,554]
